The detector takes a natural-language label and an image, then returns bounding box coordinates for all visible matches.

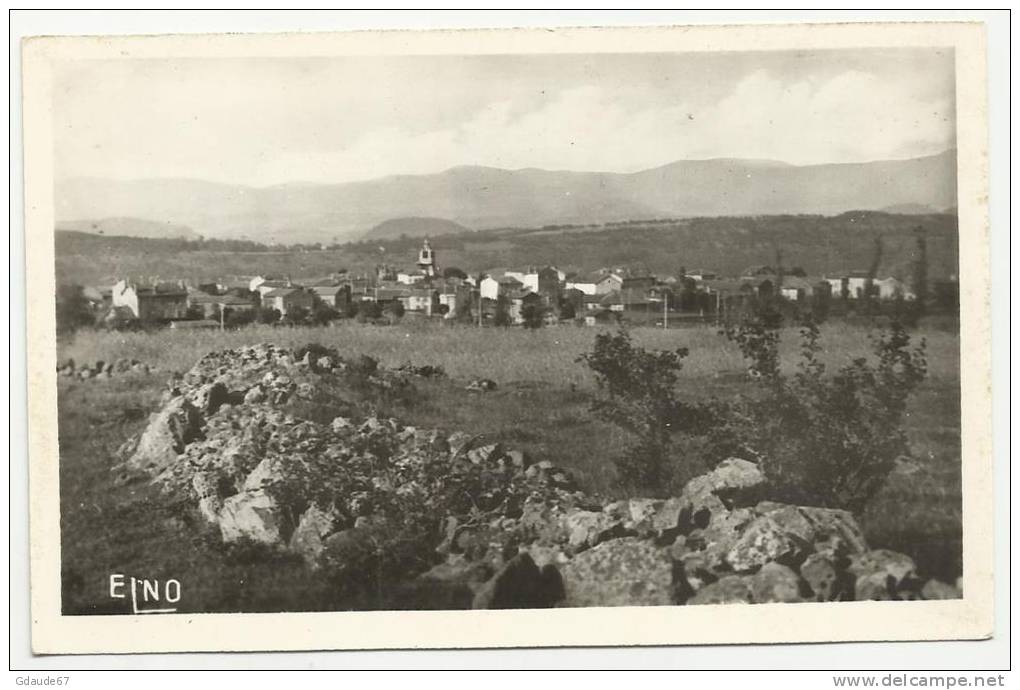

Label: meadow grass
[60,319,959,389]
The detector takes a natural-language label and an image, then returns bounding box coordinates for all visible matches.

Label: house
[620,275,656,292]
[217,277,255,294]
[823,276,847,298]
[401,287,439,315]
[261,287,316,317]
[522,266,562,297]
[581,293,604,312]
[370,286,409,306]
[823,271,874,299]
[250,275,293,297]
[397,271,425,285]
[112,280,190,321]
[778,276,817,301]
[846,271,871,299]
[186,290,221,318]
[508,290,544,325]
[218,292,258,312]
[599,291,626,313]
[874,277,914,300]
[479,274,523,301]
[685,269,718,281]
[739,275,777,297]
[565,271,602,295]
[310,284,351,311]
[595,273,624,295]
[437,287,467,319]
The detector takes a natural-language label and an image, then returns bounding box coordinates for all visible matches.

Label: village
[83,237,932,331]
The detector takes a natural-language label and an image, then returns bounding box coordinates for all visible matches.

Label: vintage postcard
[22,21,992,654]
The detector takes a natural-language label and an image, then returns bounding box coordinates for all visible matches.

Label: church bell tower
[417,238,437,279]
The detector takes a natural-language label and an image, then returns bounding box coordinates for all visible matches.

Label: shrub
[55,284,95,335]
[578,329,696,492]
[716,317,927,511]
[493,295,512,327]
[521,302,545,330]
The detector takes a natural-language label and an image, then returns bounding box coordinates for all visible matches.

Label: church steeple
[417,238,437,278]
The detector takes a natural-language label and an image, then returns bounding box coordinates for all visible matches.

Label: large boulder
[126,396,203,474]
[564,509,625,551]
[678,457,765,530]
[687,575,753,605]
[725,502,869,573]
[289,505,338,565]
[686,507,756,571]
[800,552,849,601]
[188,381,232,415]
[559,538,674,607]
[921,579,962,600]
[750,562,803,603]
[472,553,564,609]
[218,489,283,544]
[725,511,809,572]
[848,549,918,600]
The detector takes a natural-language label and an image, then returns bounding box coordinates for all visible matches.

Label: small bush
[578,329,700,492]
[716,316,927,511]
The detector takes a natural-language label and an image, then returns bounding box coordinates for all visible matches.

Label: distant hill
[881,203,939,215]
[56,216,200,240]
[55,150,957,244]
[364,217,473,240]
[55,211,959,289]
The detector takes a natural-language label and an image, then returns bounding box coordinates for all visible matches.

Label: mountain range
[54,150,957,244]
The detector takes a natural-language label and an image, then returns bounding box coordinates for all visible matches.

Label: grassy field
[57,320,962,613]
[59,319,961,389]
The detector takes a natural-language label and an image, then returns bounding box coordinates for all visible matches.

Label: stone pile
[58,357,153,380]
[120,343,961,609]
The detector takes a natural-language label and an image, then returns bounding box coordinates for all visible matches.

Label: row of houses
[87,239,927,328]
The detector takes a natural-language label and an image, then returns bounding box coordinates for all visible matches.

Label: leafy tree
[311,303,338,326]
[224,308,256,329]
[442,267,468,280]
[284,305,310,325]
[453,294,475,324]
[493,295,512,327]
[521,302,545,329]
[356,301,383,323]
[55,284,94,335]
[384,300,405,323]
[578,330,694,491]
[257,307,282,324]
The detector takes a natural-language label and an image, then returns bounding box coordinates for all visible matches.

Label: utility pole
[219,304,225,331]
[663,291,668,330]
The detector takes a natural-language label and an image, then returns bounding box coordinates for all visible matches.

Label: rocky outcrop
[57,357,153,379]
[559,538,674,607]
[126,396,203,473]
[121,342,957,610]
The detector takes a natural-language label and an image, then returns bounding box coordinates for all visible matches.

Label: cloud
[54,54,956,185]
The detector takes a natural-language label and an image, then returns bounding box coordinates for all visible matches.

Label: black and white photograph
[19,19,995,655]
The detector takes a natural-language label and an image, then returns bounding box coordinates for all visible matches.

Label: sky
[52,48,956,187]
